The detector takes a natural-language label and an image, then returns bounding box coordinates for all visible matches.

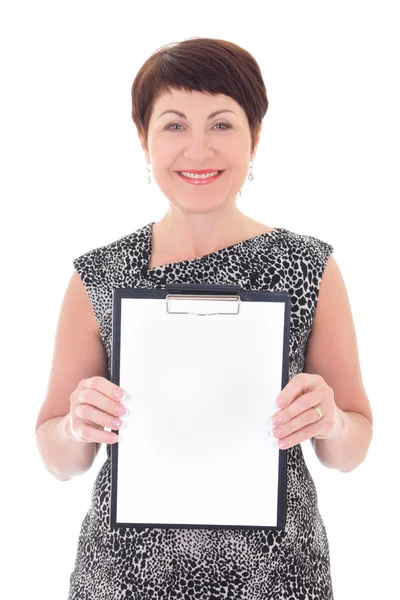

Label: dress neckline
[146,221,282,272]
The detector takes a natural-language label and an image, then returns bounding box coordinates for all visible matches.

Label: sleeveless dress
[69,221,335,600]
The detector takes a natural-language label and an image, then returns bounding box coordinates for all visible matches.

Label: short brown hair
[131,37,269,155]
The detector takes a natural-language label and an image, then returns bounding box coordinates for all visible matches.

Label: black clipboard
[110,283,290,531]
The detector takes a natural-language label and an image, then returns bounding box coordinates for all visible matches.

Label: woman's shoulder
[278,226,334,259]
[72,222,152,284]
[73,222,151,264]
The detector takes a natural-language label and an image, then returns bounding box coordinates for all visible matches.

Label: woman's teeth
[179,171,220,179]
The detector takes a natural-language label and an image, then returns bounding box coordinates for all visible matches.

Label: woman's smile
[175,170,225,185]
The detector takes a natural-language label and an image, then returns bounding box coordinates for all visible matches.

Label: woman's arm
[36,414,100,481]
[35,270,107,480]
[311,409,372,472]
[304,255,373,472]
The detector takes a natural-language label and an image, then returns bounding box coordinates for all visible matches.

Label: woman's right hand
[67,376,126,444]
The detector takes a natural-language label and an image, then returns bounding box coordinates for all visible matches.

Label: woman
[35,37,373,599]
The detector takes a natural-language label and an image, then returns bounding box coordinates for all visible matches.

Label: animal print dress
[68,221,335,599]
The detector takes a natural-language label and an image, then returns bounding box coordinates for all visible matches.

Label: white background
[1,1,399,598]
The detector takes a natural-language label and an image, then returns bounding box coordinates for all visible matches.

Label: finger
[276,373,320,409]
[67,411,119,445]
[273,405,321,440]
[277,422,318,449]
[272,390,318,426]
[77,376,126,402]
[78,420,120,445]
[76,403,125,432]
[73,386,127,420]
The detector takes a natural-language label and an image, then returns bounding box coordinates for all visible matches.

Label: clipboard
[110,283,290,532]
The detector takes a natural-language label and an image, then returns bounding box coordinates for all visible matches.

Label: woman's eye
[165,123,231,131]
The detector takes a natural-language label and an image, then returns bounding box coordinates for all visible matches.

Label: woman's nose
[182,136,216,161]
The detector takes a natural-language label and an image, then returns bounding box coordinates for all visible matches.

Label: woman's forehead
[152,89,242,117]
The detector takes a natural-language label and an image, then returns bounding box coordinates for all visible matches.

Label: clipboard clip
[166,294,241,316]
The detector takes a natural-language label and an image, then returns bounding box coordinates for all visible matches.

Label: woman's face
[139,88,261,215]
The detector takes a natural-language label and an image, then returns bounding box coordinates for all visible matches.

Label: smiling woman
[128,38,270,253]
[34,36,372,600]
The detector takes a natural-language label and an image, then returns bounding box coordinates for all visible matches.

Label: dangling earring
[146,163,152,185]
[248,159,254,182]
[239,158,254,197]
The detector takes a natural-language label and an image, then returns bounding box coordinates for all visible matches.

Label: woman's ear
[253,122,263,160]
[137,132,145,151]
[137,132,150,162]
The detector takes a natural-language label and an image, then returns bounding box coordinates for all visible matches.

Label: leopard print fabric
[68,222,334,600]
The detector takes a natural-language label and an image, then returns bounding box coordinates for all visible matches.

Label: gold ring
[313,406,322,420]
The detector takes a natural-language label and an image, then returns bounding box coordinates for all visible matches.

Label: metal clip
[166,294,241,316]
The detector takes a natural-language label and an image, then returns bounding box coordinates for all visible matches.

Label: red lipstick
[176,169,224,174]
[176,170,224,185]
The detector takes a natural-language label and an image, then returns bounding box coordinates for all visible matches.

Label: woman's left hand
[271,373,344,449]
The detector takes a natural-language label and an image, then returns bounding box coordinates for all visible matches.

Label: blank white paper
[115,296,285,527]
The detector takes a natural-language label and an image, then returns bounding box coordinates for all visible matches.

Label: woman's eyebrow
[156,109,238,120]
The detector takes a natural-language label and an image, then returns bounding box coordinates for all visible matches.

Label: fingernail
[271,415,283,426]
[276,397,285,408]
[113,389,125,401]
[274,429,284,438]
